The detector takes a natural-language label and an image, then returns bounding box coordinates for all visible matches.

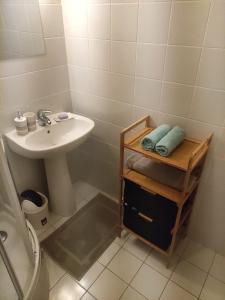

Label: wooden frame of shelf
[119,115,212,264]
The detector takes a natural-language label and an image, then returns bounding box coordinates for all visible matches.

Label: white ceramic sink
[5,113,95,217]
[5,113,94,159]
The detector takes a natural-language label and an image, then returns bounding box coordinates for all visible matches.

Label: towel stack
[141,124,185,157]
[127,153,196,191]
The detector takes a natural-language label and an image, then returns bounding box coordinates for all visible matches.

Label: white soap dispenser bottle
[14,111,28,135]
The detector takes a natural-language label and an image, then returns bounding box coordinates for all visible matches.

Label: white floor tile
[174,236,189,256]
[48,212,62,226]
[78,261,104,289]
[98,242,120,266]
[160,281,197,300]
[45,253,66,288]
[200,275,225,300]
[76,199,89,211]
[114,230,129,247]
[171,260,207,297]
[81,292,96,300]
[183,240,215,272]
[36,222,54,237]
[131,263,168,300]
[38,225,55,242]
[120,287,147,300]
[53,216,70,230]
[49,274,85,300]
[123,235,150,261]
[89,269,127,300]
[73,180,99,204]
[210,254,225,283]
[145,250,179,278]
[108,248,142,283]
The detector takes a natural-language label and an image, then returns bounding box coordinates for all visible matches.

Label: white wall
[62,0,225,255]
[0,0,71,195]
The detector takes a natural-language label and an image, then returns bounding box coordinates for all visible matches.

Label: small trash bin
[22,192,49,230]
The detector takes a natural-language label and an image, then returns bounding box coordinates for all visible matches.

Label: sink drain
[0,231,7,243]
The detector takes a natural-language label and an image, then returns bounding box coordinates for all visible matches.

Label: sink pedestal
[44,154,76,217]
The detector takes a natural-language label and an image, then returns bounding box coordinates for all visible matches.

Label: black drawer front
[124,179,178,228]
[123,204,172,251]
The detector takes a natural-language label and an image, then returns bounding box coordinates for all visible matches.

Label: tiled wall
[0,0,70,194]
[62,0,225,254]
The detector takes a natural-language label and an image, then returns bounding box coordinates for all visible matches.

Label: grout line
[158,0,174,110]
[186,0,213,119]
[48,265,67,292]
[47,230,223,300]
[207,271,225,286]
[169,278,201,299]
[144,253,179,280]
[0,64,68,80]
[49,272,67,292]
[131,0,140,111]
[198,251,217,299]
[50,235,122,296]
[159,278,170,300]
[86,232,150,298]
[168,247,217,299]
[68,63,225,95]
[74,93,225,135]
[98,243,122,267]
[109,0,112,73]
[63,33,225,50]
[67,62,225,96]
[108,236,160,300]
[86,248,123,293]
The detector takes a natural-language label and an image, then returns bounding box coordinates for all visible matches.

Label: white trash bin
[22,192,49,230]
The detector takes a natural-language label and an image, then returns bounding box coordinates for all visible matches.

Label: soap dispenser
[14,111,28,135]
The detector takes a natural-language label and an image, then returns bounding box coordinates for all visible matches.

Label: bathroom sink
[5,113,94,159]
[5,113,95,217]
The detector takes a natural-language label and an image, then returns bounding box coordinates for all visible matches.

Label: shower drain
[0,231,7,243]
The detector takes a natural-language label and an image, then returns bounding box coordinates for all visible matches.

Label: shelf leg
[117,224,122,238]
[168,205,183,263]
[166,256,172,269]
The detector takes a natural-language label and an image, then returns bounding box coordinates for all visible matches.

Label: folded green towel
[141,124,172,151]
[155,126,185,157]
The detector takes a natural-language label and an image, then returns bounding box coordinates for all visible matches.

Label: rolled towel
[141,124,172,151]
[155,126,185,157]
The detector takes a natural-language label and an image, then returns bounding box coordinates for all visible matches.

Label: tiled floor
[44,230,225,300]
[37,182,225,300]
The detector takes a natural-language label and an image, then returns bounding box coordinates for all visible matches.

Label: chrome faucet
[37,109,52,126]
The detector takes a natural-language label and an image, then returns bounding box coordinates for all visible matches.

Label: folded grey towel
[127,154,196,191]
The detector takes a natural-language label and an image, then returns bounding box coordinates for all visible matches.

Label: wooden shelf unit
[119,115,212,263]
[123,168,199,206]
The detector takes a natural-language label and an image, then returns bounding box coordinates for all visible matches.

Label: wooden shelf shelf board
[124,127,203,171]
[123,168,195,205]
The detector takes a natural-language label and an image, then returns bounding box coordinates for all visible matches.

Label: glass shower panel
[0,140,34,297]
[0,252,18,300]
